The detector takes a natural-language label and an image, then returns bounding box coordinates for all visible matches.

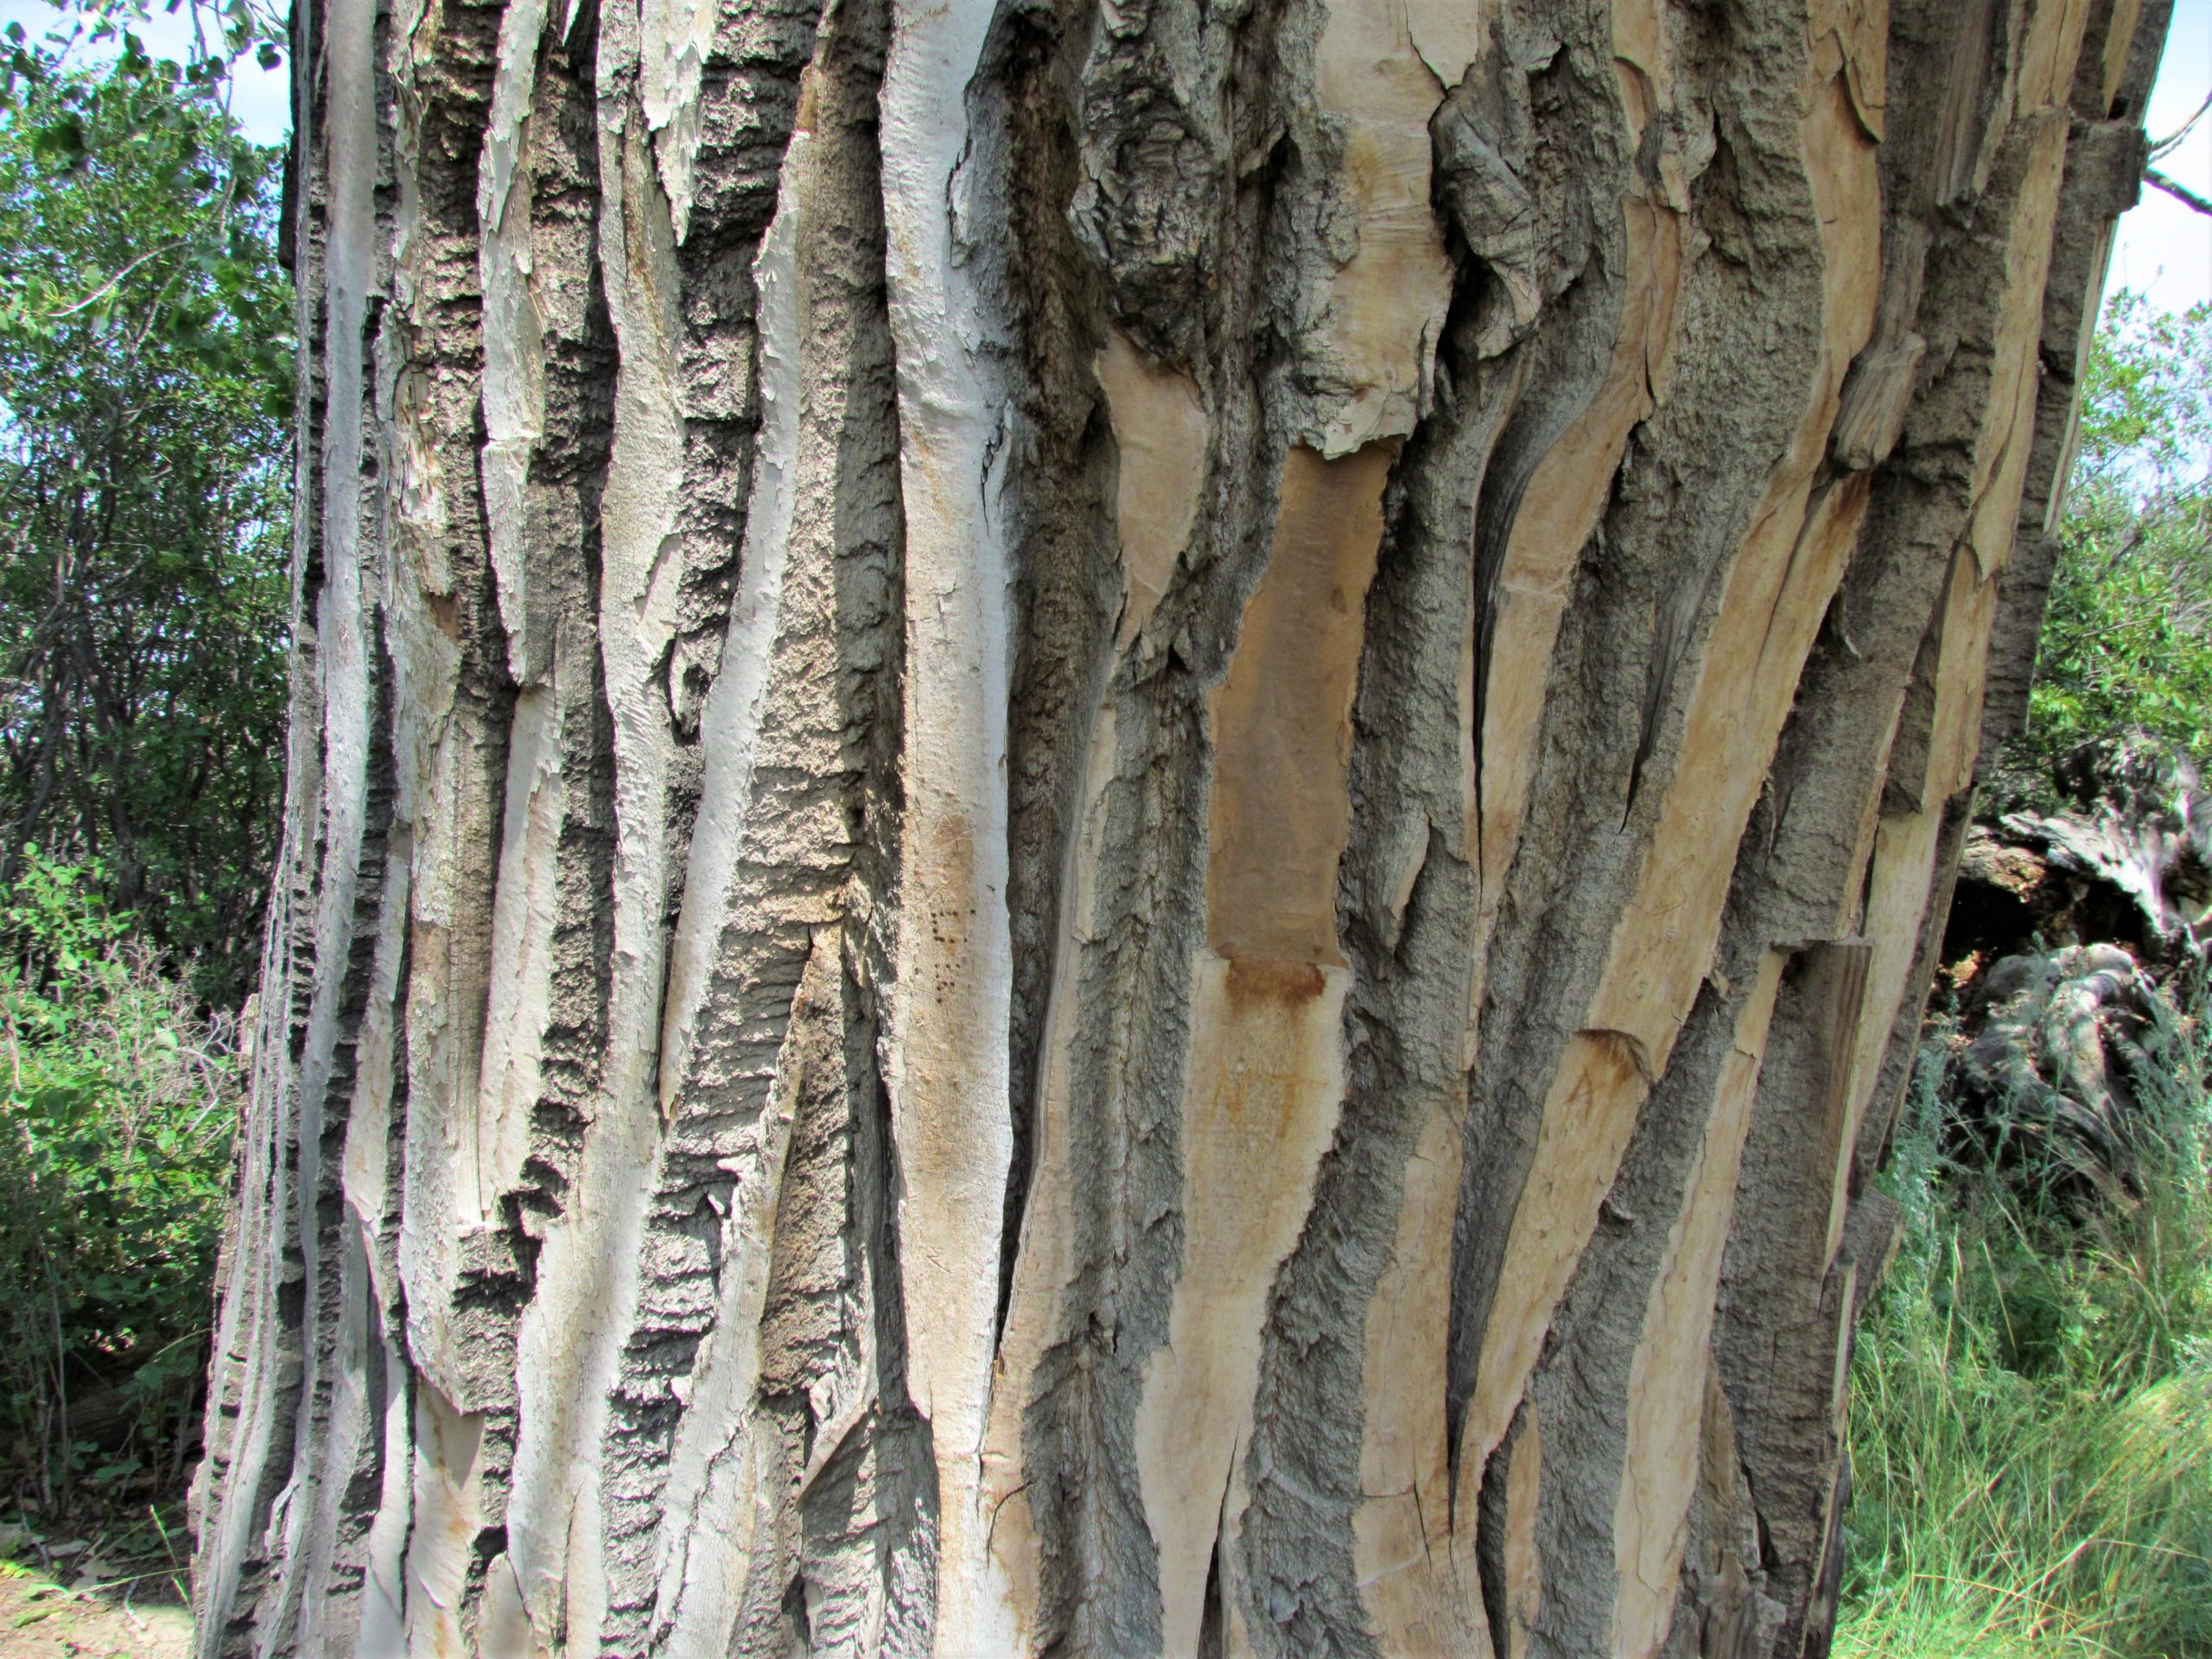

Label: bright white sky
[0,0,289,143]
[2114,0,2212,312]
[0,0,2205,315]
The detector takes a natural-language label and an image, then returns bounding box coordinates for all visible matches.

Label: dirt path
[0,1568,189,1659]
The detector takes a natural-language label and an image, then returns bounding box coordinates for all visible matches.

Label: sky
[0,0,289,143]
[0,0,2205,317]
[2113,0,2212,313]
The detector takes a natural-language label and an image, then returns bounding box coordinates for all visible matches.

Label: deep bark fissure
[194,0,2173,1650]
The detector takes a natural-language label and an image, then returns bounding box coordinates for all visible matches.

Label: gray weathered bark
[192,0,2170,1649]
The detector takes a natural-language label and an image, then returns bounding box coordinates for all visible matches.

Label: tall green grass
[1837,970,2212,1657]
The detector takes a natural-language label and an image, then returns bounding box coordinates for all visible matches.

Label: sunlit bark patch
[187,0,2165,1645]
[1140,443,1388,1653]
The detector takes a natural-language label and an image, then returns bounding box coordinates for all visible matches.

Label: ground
[0,1561,188,1659]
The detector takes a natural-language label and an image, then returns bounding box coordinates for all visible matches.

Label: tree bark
[193,0,2168,1649]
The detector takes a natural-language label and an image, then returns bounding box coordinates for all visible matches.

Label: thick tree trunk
[193,0,2167,1649]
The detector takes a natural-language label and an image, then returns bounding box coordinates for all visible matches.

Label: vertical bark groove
[196,0,2171,1650]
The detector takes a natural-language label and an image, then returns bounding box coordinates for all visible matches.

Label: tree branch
[2145,167,2212,217]
[2151,88,2212,162]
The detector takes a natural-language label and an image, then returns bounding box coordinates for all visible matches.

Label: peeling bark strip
[195,0,2168,1649]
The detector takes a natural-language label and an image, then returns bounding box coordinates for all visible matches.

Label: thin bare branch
[2145,167,2212,217]
[2150,86,2212,160]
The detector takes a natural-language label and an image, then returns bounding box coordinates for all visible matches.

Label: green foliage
[0,26,290,1001]
[0,849,237,1519]
[2005,295,2212,802]
[1837,976,2212,1657]
[0,1,281,1547]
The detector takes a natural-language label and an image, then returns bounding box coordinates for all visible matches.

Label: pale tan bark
[194,0,2168,1651]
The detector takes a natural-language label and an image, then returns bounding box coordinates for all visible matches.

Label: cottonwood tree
[191,0,2170,1649]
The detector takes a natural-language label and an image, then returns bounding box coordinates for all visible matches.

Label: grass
[1837,969,2212,1657]
[0,1542,193,1656]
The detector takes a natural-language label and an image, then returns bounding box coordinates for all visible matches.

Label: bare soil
[0,1565,188,1659]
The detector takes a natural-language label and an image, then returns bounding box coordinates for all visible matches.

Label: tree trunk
[192,0,2167,1648]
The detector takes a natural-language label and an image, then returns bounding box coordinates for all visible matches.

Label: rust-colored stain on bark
[1224,954,1327,1007]
[1205,442,1392,964]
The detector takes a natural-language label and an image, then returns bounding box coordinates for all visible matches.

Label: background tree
[0,10,286,1574]
[0,35,290,1001]
[192,0,2173,1654]
[1996,292,2212,794]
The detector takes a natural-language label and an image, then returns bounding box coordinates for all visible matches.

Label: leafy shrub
[0,849,237,1521]
[2004,296,2212,803]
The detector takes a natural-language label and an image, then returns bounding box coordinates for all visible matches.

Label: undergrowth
[0,850,237,1541]
[1836,965,2212,1657]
